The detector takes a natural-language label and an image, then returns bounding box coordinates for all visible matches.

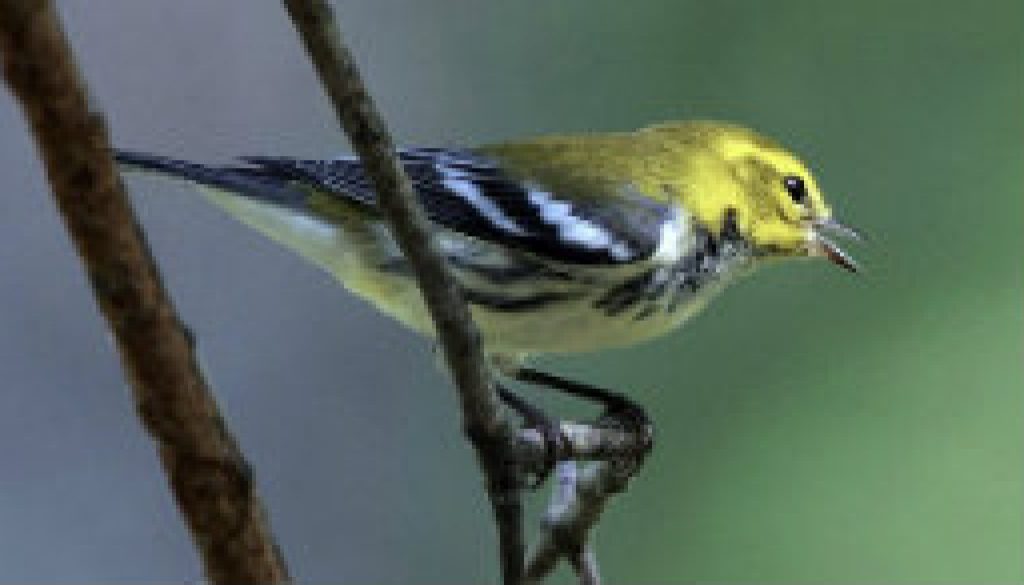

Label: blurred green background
[1,0,1020,582]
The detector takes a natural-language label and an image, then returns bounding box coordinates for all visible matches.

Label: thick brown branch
[279,1,524,583]
[0,3,288,583]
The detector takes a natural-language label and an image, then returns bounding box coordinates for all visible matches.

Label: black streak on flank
[463,289,581,312]
[447,255,575,284]
[379,254,575,283]
[722,207,741,241]
[594,269,657,316]
[632,304,659,321]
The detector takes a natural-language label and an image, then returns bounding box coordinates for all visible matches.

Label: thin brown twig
[278,1,526,582]
[513,423,651,473]
[567,545,601,585]
[525,422,651,584]
[0,2,289,583]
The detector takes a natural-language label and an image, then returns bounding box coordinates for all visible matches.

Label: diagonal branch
[279,1,526,582]
[0,2,289,583]
[278,2,501,436]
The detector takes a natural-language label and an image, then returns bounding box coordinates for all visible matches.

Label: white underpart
[275,211,338,240]
[526,189,633,260]
[651,206,692,264]
[440,169,526,236]
[197,186,349,275]
[167,184,738,355]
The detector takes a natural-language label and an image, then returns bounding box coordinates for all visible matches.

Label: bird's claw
[598,397,655,456]
[496,384,566,488]
[526,415,566,489]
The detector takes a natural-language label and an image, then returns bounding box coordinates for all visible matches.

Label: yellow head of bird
[647,121,861,272]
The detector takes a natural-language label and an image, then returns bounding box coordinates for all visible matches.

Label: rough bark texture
[0,2,289,583]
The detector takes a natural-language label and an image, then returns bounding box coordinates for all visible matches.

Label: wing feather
[241,149,673,265]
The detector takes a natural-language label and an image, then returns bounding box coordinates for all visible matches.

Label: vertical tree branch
[0,2,289,583]
[279,1,525,583]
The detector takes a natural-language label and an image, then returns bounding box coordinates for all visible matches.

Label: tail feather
[114,150,310,211]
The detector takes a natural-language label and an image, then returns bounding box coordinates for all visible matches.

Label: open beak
[811,218,863,273]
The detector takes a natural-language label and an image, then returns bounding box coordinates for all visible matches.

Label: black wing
[242,148,674,265]
[117,148,673,265]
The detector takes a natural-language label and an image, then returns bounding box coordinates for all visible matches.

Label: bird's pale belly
[340,247,744,355]
[469,288,720,354]
[200,189,747,355]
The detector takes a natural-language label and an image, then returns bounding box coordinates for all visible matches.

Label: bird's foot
[496,384,565,488]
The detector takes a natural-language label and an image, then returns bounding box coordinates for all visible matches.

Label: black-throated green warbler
[117,121,859,406]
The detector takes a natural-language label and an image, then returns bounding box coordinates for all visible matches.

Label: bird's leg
[434,346,564,486]
[496,384,565,487]
[511,367,652,432]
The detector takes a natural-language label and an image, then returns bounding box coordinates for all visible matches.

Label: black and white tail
[115,150,311,212]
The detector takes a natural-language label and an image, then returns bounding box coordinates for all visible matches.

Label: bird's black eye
[783,175,807,204]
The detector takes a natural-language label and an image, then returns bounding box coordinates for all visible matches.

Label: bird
[116,120,860,445]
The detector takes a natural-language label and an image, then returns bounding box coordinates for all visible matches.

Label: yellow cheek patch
[750,220,808,253]
[639,151,753,239]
